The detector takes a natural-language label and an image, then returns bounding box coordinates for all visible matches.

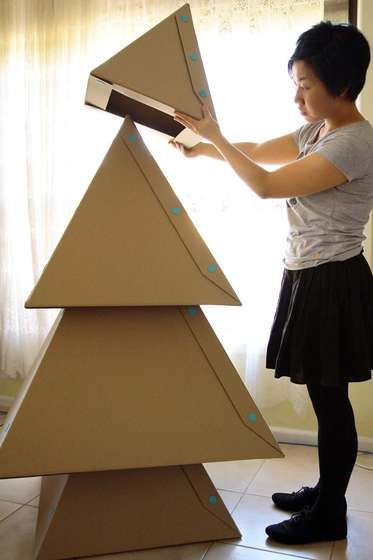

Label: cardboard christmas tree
[25,118,240,308]
[0,5,284,559]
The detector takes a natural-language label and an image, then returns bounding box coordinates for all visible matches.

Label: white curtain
[0,0,325,415]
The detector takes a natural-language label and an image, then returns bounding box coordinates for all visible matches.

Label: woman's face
[291,60,341,122]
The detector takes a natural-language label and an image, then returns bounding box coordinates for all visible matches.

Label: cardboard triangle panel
[26,117,240,308]
[85,3,214,147]
[34,465,241,559]
[0,306,283,479]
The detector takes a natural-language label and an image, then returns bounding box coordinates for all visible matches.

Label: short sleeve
[292,121,323,153]
[292,125,304,150]
[314,132,370,182]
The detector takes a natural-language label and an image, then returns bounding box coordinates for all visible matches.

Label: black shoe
[265,505,347,545]
[272,485,319,512]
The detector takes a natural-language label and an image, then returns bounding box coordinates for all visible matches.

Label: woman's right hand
[168,139,202,158]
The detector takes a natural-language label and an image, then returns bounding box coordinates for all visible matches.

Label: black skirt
[266,250,373,386]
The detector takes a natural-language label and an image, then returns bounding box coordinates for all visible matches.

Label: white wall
[358,0,373,267]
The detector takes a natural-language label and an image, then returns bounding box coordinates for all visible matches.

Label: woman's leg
[306,382,358,520]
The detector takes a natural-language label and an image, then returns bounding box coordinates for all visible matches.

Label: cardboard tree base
[34,464,241,560]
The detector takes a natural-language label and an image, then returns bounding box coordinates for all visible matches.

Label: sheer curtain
[0,0,324,415]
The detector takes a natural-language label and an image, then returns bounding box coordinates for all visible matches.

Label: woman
[171,21,373,545]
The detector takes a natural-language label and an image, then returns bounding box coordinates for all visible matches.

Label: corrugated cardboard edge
[174,3,217,120]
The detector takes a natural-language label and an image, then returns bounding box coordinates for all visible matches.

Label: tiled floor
[0,443,372,559]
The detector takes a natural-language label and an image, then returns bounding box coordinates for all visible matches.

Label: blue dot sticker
[171,207,181,215]
[207,264,217,273]
[209,495,218,505]
[181,15,189,22]
[187,306,198,316]
[128,134,137,142]
[199,89,207,97]
[247,412,257,423]
[190,52,198,61]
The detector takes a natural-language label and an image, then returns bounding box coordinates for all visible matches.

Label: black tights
[306,382,358,517]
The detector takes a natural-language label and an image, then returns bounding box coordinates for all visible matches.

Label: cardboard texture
[0,6,285,557]
[25,117,241,308]
[85,3,214,147]
[34,465,241,559]
[0,306,283,479]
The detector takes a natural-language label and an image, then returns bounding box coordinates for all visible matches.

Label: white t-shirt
[284,119,373,270]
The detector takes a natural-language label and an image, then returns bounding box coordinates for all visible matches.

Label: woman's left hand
[173,103,222,144]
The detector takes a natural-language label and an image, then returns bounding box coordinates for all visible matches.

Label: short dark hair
[288,20,371,101]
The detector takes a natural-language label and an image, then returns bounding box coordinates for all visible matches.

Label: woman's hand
[173,103,222,144]
[168,139,203,158]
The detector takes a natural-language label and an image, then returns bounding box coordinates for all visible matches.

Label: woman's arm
[199,132,299,165]
[172,105,346,199]
[212,133,347,199]
[170,134,298,164]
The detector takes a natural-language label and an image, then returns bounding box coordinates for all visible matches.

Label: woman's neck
[324,104,365,134]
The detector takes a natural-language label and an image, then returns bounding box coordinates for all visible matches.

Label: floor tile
[76,542,212,559]
[26,496,39,508]
[0,476,41,504]
[331,509,373,559]
[0,499,23,522]
[218,489,244,513]
[204,459,265,493]
[0,505,38,560]
[345,457,373,512]
[205,542,313,558]
[221,493,334,559]
[245,444,319,498]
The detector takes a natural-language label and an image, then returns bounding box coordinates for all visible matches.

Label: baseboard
[271,426,318,447]
[271,425,373,453]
